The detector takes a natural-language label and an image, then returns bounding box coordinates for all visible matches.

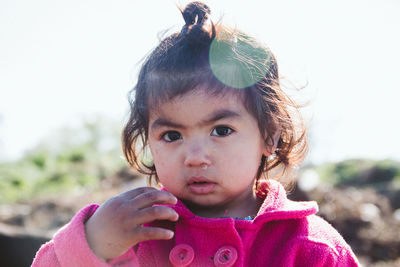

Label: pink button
[214,246,238,267]
[169,244,195,267]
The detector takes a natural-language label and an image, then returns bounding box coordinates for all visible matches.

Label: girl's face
[148,90,270,217]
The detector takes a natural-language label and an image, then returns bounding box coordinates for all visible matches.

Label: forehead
[148,89,248,122]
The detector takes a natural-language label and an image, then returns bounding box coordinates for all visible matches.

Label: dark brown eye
[211,126,233,137]
[162,131,182,142]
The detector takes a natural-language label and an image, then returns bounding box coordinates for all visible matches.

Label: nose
[183,138,212,168]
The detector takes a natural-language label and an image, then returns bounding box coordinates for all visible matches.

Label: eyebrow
[150,109,241,131]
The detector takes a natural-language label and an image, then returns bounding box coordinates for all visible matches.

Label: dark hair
[122,1,308,190]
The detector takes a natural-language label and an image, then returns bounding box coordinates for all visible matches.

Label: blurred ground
[1,167,400,267]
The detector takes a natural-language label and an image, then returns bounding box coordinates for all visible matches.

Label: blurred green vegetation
[2,113,400,206]
[314,158,400,189]
[0,116,127,203]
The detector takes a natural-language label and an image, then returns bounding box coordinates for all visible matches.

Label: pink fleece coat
[32,180,360,266]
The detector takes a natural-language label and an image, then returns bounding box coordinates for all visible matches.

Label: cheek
[222,140,263,173]
[230,153,260,173]
[150,144,177,177]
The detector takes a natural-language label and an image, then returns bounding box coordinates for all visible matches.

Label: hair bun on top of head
[180,1,214,44]
[182,1,210,26]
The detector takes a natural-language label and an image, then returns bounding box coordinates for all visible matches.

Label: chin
[190,196,230,208]
[183,196,220,206]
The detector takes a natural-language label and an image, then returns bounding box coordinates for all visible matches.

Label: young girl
[32,2,359,266]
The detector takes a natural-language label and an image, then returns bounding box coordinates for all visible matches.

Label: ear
[263,128,281,156]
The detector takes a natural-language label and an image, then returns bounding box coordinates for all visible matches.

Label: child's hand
[84,187,179,261]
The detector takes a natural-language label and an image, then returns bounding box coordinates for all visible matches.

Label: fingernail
[167,230,174,238]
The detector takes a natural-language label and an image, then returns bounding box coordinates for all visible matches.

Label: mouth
[188,176,213,183]
[188,177,216,194]
[192,181,208,184]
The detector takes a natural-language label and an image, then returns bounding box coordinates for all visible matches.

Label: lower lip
[188,183,216,194]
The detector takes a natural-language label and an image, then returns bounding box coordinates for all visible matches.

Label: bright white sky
[0,0,399,164]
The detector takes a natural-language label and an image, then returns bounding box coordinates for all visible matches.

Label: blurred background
[0,0,399,266]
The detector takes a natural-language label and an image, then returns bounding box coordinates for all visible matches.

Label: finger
[119,187,159,200]
[133,206,179,225]
[134,226,175,243]
[130,190,178,210]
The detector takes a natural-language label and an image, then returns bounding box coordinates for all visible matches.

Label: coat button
[169,244,195,267]
[213,246,238,267]
[214,246,237,267]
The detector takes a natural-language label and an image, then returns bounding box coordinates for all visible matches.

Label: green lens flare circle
[209,36,272,89]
